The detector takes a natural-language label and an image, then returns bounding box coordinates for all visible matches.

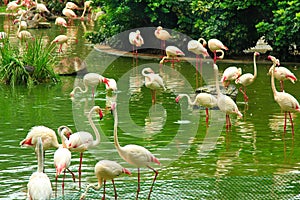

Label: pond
[1,14,300,200]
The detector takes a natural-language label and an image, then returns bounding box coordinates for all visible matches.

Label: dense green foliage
[0,37,60,87]
[87,0,299,61]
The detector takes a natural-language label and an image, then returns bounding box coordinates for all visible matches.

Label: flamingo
[159,45,185,66]
[80,160,131,200]
[112,103,160,200]
[235,52,260,102]
[208,39,228,63]
[51,35,68,53]
[70,72,110,97]
[27,137,52,200]
[105,78,117,92]
[0,32,7,40]
[34,0,50,13]
[268,55,297,91]
[187,38,209,71]
[65,106,103,189]
[62,7,77,24]
[66,1,80,10]
[20,125,60,151]
[81,1,93,20]
[221,66,242,87]
[175,93,217,125]
[54,126,76,197]
[142,67,166,104]
[154,26,172,56]
[129,30,144,56]
[269,58,300,136]
[6,1,22,14]
[213,64,243,129]
[16,13,33,44]
[55,17,68,29]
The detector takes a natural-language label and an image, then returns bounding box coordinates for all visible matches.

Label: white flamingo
[175,93,217,125]
[55,17,68,29]
[81,0,93,19]
[65,106,103,189]
[16,13,33,44]
[187,38,209,72]
[66,1,80,10]
[105,78,117,92]
[54,126,76,197]
[235,52,259,102]
[154,26,172,55]
[51,35,68,53]
[112,103,160,200]
[80,160,131,200]
[142,67,166,104]
[214,64,243,129]
[269,58,300,136]
[208,39,228,63]
[70,72,110,97]
[129,30,144,56]
[62,7,77,24]
[221,66,242,87]
[268,55,297,91]
[159,45,185,65]
[27,137,52,200]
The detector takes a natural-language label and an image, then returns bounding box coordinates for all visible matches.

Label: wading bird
[51,34,68,53]
[187,38,209,72]
[221,66,242,88]
[27,137,52,199]
[65,106,103,189]
[80,160,131,200]
[214,64,243,129]
[208,39,228,63]
[154,26,172,56]
[129,30,144,56]
[235,52,259,102]
[159,45,185,66]
[112,103,160,200]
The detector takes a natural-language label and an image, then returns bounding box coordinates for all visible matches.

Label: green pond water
[1,14,300,200]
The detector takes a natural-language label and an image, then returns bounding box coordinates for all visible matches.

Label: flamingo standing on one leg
[154,26,172,56]
[235,52,260,102]
[142,67,166,104]
[269,58,300,136]
[176,93,217,125]
[221,66,242,88]
[62,7,77,24]
[80,160,131,200]
[159,46,185,66]
[54,126,76,197]
[208,39,228,63]
[129,30,144,57]
[65,106,103,189]
[70,73,110,98]
[187,38,209,72]
[213,64,243,129]
[51,35,68,53]
[27,137,52,200]
[112,103,160,200]
[268,55,297,91]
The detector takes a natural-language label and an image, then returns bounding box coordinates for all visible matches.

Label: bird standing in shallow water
[112,103,160,200]
[51,35,68,53]
[159,46,185,66]
[80,160,131,200]
[208,39,228,64]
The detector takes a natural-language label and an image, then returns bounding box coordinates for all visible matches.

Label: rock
[195,84,238,102]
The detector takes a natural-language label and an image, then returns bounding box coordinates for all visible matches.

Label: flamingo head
[102,77,110,87]
[123,168,131,175]
[254,52,260,56]
[94,106,103,120]
[143,67,155,74]
[268,55,280,66]
[175,95,181,103]
[156,26,163,33]
[58,126,72,139]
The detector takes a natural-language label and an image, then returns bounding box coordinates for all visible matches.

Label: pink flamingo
[112,103,160,200]
[214,64,243,129]
[159,45,185,66]
[154,26,172,56]
[62,7,77,24]
[51,35,68,53]
[80,160,131,200]
[187,38,209,72]
[129,30,144,57]
[268,55,297,91]
[269,58,300,136]
[221,66,242,87]
[70,73,110,98]
[65,106,103,189]
[66,1,80,10]
[142,67,166,104]
[235,52,259,102]
[55,17,68,29]
[176,93,217,125]
[27,137,52,199]
[208,39,228,63]
[81,1,93,20]
[54,126,76,197]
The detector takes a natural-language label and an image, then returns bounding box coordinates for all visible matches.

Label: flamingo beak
[123,168,131,175]
[175,96,180,103]
[102,78,110,87]
[98,109,103,120]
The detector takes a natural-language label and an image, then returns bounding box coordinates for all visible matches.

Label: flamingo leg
[284,112,287,133]
[58,44,63,53]
[151,90,156,104]
[102,180,106,200]
[280,81,284,92]
[239,86,249,102]
[205,107,209,126]
[112,179,117,200]
[136,168,140,200]
[213,51,217,64]
[147,165,159,200]
[195,55,199,72]
[67,168,76,182]
[79,152,83,189]
[62,169,66,196]
[55,176,58,198]
[289,112,294,136]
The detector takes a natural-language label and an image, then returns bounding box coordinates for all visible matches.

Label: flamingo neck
[72,84,88,95]
[180,94,196,105]
[214,64,221,96]
[113,105,123,154]
[36,137,44,173]
[270,63,278,96]
[253,53,258,79]
[88,107,101,146]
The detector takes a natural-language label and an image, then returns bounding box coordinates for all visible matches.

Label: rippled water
[1,14,300,200]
